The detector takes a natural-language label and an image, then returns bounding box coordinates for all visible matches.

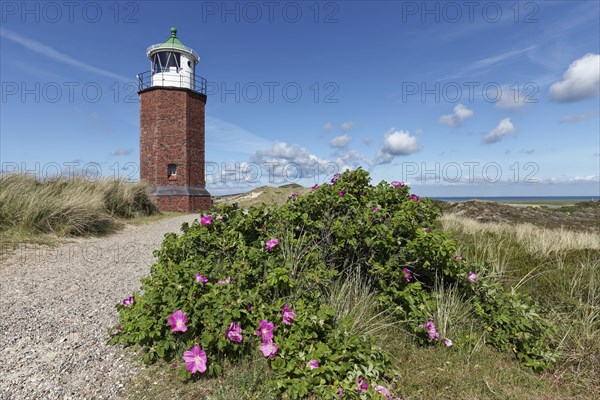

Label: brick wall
[155,195,212,213]
[139,86,210,212]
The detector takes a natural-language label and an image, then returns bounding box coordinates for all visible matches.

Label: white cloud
[569,175,599,182]
[0,27,130,82]
[442,45,536,81]
[549,53,600,102]
[495,85,534,111]
[330,134,352,148]
[375,129,422,164]
[322,122,334,132]
[111,148,133,156]
[559,111,599,123]
[470,46,536,70]
[438,104,474,127]
[483,118,517,144]
[340,120,354,132]
[251,141,332,181]
[362,136,372,146]
[335,150,371,171]
[382,129,422,155]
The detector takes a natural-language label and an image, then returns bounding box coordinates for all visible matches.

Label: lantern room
[137,27,206,94]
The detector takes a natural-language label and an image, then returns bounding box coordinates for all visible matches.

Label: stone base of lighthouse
[151,185,212,212]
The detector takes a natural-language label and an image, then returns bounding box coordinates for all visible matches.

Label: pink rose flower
[391,181,405,188]
[256,319,275,342]
[419,319,440,340]
[444,338,453,347]
[338,190,346,197]
[168,310,188,332]
[372,206,379,213]
[182,345,207,374]
[200,215,213,225]
[409,194,420,201]
[374,385,390,397]
[290,193,299,199]
[225,322,243,343]
[307,360,319,369]
[260,341,278,358]
[196,273,208,283]
[468,272,477,283]
[122,296,134,307]
[403,267,412,283]
[218,277,230,285]
[331,173,340,184]
[265,238,279,251]
[281,304,296,325]
[311,184,318,190]
[357,376,369,391]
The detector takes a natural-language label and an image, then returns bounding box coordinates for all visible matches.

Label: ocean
[429,196,599,202]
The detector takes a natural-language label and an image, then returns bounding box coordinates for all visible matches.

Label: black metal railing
[136,70,207,95]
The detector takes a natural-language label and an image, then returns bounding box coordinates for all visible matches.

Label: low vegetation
[111,169,595,398]
[213,183,311,208]
[442,213,599,395]
[0,173,159,244]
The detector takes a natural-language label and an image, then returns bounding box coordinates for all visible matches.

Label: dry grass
[0,173,159,241]
[322,269,398,344]
[440,212,600,396]
[441,213,600,258]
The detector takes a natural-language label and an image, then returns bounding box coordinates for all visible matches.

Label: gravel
[0,214,198,400]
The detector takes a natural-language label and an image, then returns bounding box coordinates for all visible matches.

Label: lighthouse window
[167,164,177,178]
[152,52,181,73]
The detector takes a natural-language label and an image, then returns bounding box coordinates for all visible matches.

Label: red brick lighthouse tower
[137,27,211,212]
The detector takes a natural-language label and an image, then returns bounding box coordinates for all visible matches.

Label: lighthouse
[137,27,211,212]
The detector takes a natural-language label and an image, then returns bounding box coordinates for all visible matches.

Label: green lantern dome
[146,27,199,63]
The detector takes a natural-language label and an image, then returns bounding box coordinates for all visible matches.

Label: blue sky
[1,0,599,196]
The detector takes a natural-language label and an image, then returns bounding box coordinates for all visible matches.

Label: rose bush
[110,168,556,398]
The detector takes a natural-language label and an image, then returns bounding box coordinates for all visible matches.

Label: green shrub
[110,168,556,397]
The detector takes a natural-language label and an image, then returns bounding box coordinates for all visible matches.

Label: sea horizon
[429,196,599,202]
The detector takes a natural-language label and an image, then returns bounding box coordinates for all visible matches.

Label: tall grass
[441,212,600,394]
[441,213,600,257]
[0,173,159,238]
[322,269,398,346]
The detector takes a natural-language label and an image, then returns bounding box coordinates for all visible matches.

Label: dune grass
[0,173,160,244]
[441,213,600,396]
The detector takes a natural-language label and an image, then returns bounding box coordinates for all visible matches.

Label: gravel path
[0,214,198,400]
